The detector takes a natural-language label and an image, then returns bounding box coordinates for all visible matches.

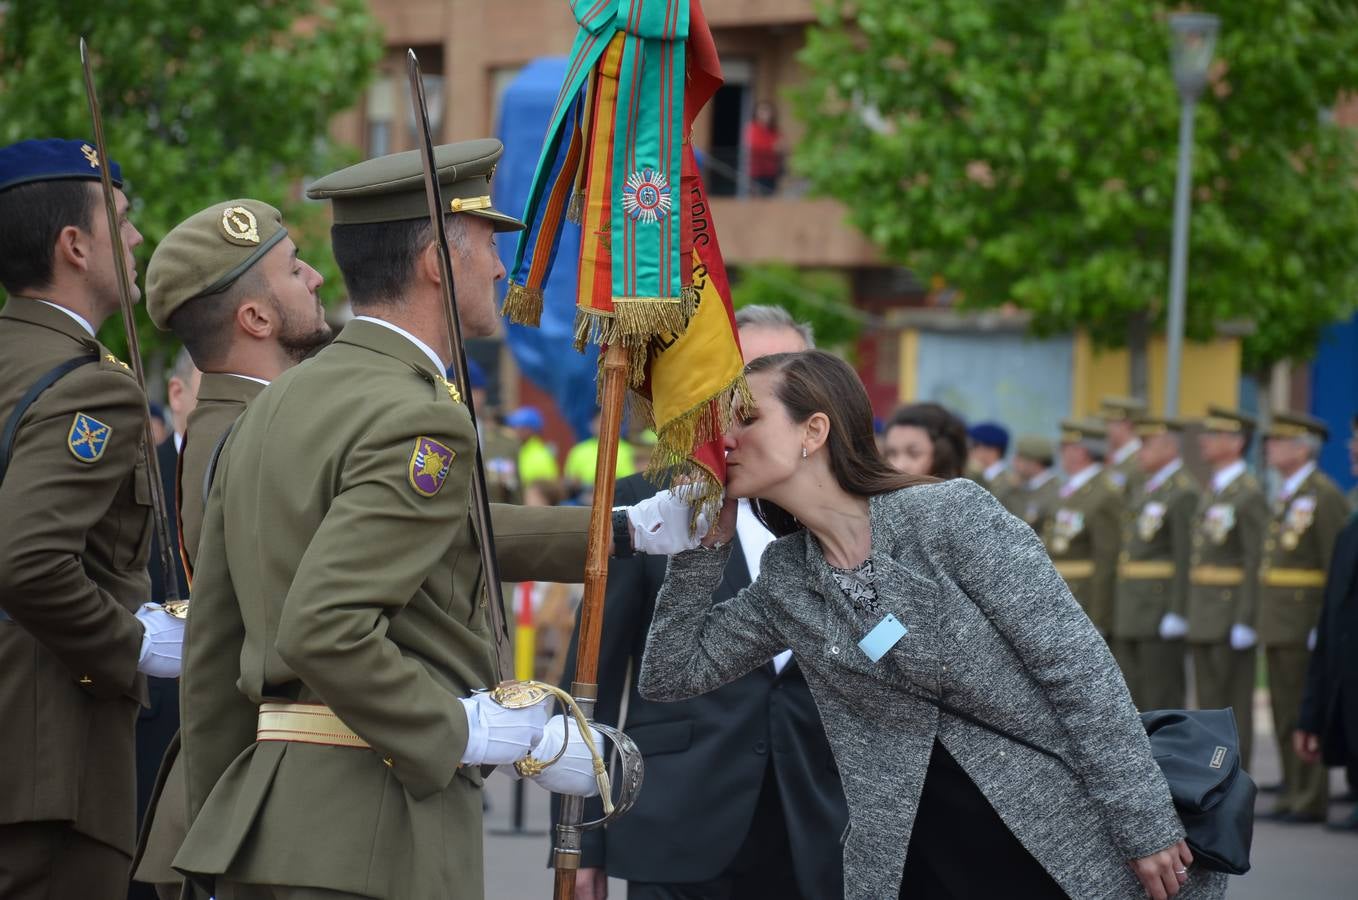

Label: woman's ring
[1174,867,1187,875]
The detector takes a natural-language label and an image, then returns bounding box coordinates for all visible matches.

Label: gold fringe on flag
[501,282,544,327]
[565,189,586,224]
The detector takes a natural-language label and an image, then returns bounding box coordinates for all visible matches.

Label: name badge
[858,614,907,663]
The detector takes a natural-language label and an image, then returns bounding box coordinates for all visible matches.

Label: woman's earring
[801,446,808,459]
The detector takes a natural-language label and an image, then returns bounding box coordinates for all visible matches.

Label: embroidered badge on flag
[68,412,111,463]
[409,436,455,497]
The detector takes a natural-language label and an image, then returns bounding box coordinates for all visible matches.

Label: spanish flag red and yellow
[505,0,744,515]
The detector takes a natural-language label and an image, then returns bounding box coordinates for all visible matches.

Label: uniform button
[754,740,767,754]
[830,646,840,655]
[78,675,92,685]
[480,598,487,608]
[383,756,394,767]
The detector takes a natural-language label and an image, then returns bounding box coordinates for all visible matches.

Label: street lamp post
[1164,12,1219,417]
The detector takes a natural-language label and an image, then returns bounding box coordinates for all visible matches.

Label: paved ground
[482,693,1358,898]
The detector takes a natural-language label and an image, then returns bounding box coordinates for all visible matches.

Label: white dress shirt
[1210,459,1247,494]
[736,499,792,673]
[354,315,445,374]
[1143,458,1182,495]
[38,299,95,337]
[1278,461,1316,503]
[1060,463,1103,499]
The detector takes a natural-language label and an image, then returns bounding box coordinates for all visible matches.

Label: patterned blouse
[829,558,882,616]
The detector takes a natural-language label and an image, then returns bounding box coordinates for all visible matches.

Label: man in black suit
[1296,508,1358,832]
[558,306,847,900]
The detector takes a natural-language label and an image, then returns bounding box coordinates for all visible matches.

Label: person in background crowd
[1112,417,1197,711]
[743,100,783,196]
[165,348,201,448]
[631,428,658,474]
[507,405,561,502]
[967,421,1016,508]
[148,402,170,448]
[1101,396,1147,495]
[564,408,637,504]
[1046,418,1123,639]
[641,350,1220,900]
[559,307,848,900]
[1296,507,1358,832]
[132,197,332,899]
[1259,411,1350,824]
[883,402,968,479]
[0,137,181,899]
[460,358,521,505]
[1188,407,1267,771]
[1009,435,1060,533]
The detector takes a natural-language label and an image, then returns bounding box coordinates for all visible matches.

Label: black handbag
[907,690,1255,875]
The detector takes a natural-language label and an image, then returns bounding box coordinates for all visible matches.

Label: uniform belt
[1118,560,1175,579]
[1053,560,1095,580]
[1190,565,1245,587]
[257,702,370,749]
[1261,568,1326,589]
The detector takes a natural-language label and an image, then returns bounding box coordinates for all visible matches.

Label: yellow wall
[898,329,919,402]
[1072,332,1241,417]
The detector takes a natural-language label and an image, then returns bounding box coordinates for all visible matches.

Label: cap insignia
[221,206,261,245]
[80,144,100,169]
[409,436,455,497]
[622,168,671,223]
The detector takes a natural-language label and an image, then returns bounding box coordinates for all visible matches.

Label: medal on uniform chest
[1204,503,1236,545]
[1137,501,1167,542]
[1051,508,1083,553]
[1281,530,1300,551]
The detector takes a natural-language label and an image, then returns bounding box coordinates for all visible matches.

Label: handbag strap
[904,685,1073,772]
[0,352,98,487]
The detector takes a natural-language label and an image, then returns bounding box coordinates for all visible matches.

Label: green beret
[305,138,524,232]
[146,199,287,329]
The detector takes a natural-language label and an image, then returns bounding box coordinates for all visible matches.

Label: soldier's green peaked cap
[306,139,524,232]
[1015,435,1054,465]
[1266,410,1329,441]
[1098,396,1147,421]
[1059,418,1107,443]
[146,199,287,329]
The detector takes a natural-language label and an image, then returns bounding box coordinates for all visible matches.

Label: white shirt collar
[1062,463,1102,497]
[1028,468,1056,490]
[1211,459,1247,494]
[38,300,95,338]
[173,431,184,453]
[1279,461,1316,501]
[983,461,1007,482]
[225,373,271,387]
[353,315,445,374]
[1144,458,1182,494]
[1112,438,1142,466]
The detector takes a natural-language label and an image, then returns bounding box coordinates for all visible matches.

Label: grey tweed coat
[638,479,1228,900]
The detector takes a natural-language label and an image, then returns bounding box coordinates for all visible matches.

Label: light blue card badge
[857,613,907,662]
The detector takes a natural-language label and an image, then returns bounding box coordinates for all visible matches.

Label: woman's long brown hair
[743,350,933,537]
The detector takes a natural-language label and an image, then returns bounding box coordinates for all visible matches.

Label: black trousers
[900,742,1068,900]
[628,763,805,900]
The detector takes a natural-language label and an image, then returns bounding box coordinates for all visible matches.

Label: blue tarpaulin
[493,57,597,440]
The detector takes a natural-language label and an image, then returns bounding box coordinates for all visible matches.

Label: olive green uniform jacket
[1012,473,1060,537]
[0,297,152,856]
[134,373,264,887]
[174,320,590,898]
[1187,470,1268,643]
[1108,445,1143,497]
[481,424,522,505]
[1258,468,1350,646]
[1114,467,1198,640]
[1045,468,1123,636]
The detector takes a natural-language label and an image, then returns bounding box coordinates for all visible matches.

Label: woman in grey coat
[638,351,1227,900]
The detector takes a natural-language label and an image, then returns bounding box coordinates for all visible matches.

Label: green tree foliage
[730,263,862,351]
[0,0,382,363]
[794,0,1358,370]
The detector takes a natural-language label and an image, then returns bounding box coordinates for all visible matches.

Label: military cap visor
[1265,410,1328,442]
[1201,405,1255,434]
[1134,416,1186,437]
[306,139,524,232]
[146,199,288,329]
[1060,418,1107,444]
[1098,396,1147,421]
[0,138,123,192]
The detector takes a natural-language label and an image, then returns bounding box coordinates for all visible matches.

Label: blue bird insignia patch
[68,412,111,462]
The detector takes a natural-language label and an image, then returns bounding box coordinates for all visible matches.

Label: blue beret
[0,139,123,193]
[505,406,544,431]
[967,422,1009,453]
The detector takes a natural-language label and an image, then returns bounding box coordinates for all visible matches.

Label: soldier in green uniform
[966,421,1019,510]
[1187,407,1267,769]
[132,198,331,899]
[173,140,609,899]
[1045,419,1123,638]
[1008,435,1059,533]
[1100,395,1146,496]
[1112,417,1198,710]
[0,139,182,898]
[1259,411,1351,822]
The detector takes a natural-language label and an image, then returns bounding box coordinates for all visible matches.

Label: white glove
[1228,623,1257,651]
[458,690,552,766]
[136,604,184,678]
[522,715,607,797]
[624,487,713,556]
[1158,612,1188,641]
[1307,628,1317,652]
